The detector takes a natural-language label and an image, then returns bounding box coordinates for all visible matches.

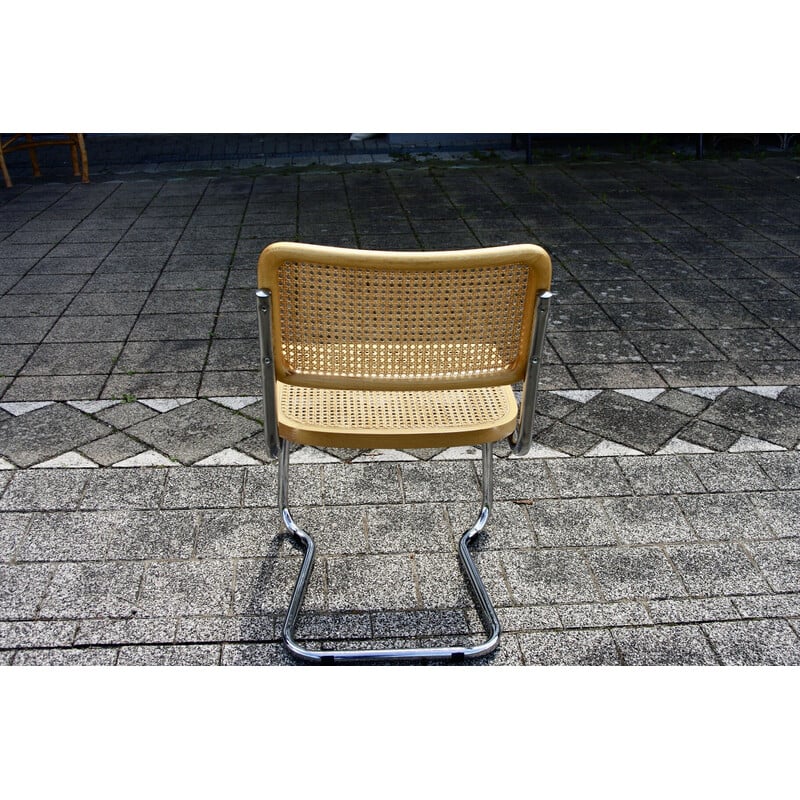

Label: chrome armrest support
[256,289,281,460]
[508,289,553,456]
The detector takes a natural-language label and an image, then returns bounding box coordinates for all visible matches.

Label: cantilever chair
[256,242,552,663]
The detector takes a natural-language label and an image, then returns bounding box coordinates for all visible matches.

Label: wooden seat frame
[257,242,553,663]
[1,134,88,188]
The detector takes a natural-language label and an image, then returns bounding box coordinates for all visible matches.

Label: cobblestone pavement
[1,138,798,664]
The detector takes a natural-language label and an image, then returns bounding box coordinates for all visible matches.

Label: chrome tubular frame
[509,289,554,456]
[256,289,281,460]
[279,439,501,663]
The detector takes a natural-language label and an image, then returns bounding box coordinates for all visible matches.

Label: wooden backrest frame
[258,242,552,391]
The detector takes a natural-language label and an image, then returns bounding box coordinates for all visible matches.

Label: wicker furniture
[0,134,88,188]
[257,242,553,663]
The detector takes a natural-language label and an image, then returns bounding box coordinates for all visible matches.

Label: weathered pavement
[1,139,799,664]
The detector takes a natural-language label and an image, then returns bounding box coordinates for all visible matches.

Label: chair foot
[277,440,501,663]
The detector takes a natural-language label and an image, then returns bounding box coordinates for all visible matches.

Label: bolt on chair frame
[256,243,552,663]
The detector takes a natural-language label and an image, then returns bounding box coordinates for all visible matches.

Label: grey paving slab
[0,469,92,511]
[668,543,770,596]
[702,619,800,665]
[583,546,686,601]
[0,403,112,467]
[233,556,325,615]
[744,539,800,592]
[612,625,719,665]
[12,647,119,666]
[646,597,738,625]
[603,496,693,544]
[117,644,221,665]
[39,561,144,619]
[686,453,775,493]
[0,563,53,619]
[503,549,598,604]
[0,619,78,649]
[81,470,167,510]
[517,629,620,665]
[124,400,261,464]
[678,494,772,540]
[137,559,234,617]
[0,513,30,561]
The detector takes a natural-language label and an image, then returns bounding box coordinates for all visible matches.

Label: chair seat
[277,381,518,449]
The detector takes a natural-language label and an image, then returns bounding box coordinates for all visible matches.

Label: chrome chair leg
[278,439,501,664]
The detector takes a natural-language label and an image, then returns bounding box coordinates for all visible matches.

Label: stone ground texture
[1,134,799,665]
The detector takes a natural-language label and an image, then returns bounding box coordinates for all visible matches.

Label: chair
[1,134,89,188]
[256,242,553,663]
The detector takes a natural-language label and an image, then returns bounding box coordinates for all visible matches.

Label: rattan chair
[1,134,89,188]
[256,242,553,663]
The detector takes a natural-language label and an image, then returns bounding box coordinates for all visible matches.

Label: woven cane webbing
[276,382,518,448]
[274,259,531,387]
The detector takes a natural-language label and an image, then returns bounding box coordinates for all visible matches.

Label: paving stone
[754,453,800,489]
[496,605,562,632]
[502,549,598,604]
[654,361,751,387]
[0,403,112,468]
[12,647,119,666]
[668,543,769,596]
[125,399,262,464]
[128,313,217,341]
[557,600,649,628]
[80,469,167,510]
[416,549,508,609]
[117,644,221,665]
[220,642,306,665]
[0,469,92,511]
[77,432,148,466]
[565,390,689,454]
[678,419,740,451]
[21,341,123,376]
[161,466,246,508]
[102,372,202,401]
[137,559,234,616]
[492,458,557,501]
[17,512,116,561]
[366,503,452,553]
[522,498,617,547]
[653,389,710,416]
[536,421,601,456]
[549,331,642,364]
[0,513,29,561]
[446,500,534,550]
[700,388,800,448]
[702,619,800,665]
[43,315,137,343]
[603,495,693,544]
[397,461,477,503]
[612,625,718,665]
[115,339,209,373]
[3,374,107,401]
[747,492,800,538]
[685,453,775,492]
[233,556,325,615]
[584,546,686,601]
[0,619,78,648]
[0,563,53,619]
[75,617,177,646]
[732,593,800,620]
[647,597,738,624]
[678,493,771,540]
[326,553,418,611]
[195,507,288,558]
[175,615,276,644]
[545,457,632,498]
[745,539,800,592]
[517,629,620,665]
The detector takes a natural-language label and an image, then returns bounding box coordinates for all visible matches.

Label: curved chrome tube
[509,289,553,456]
[279,440,500,663]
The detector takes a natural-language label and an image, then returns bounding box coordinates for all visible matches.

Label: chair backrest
[257,242,551,391]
